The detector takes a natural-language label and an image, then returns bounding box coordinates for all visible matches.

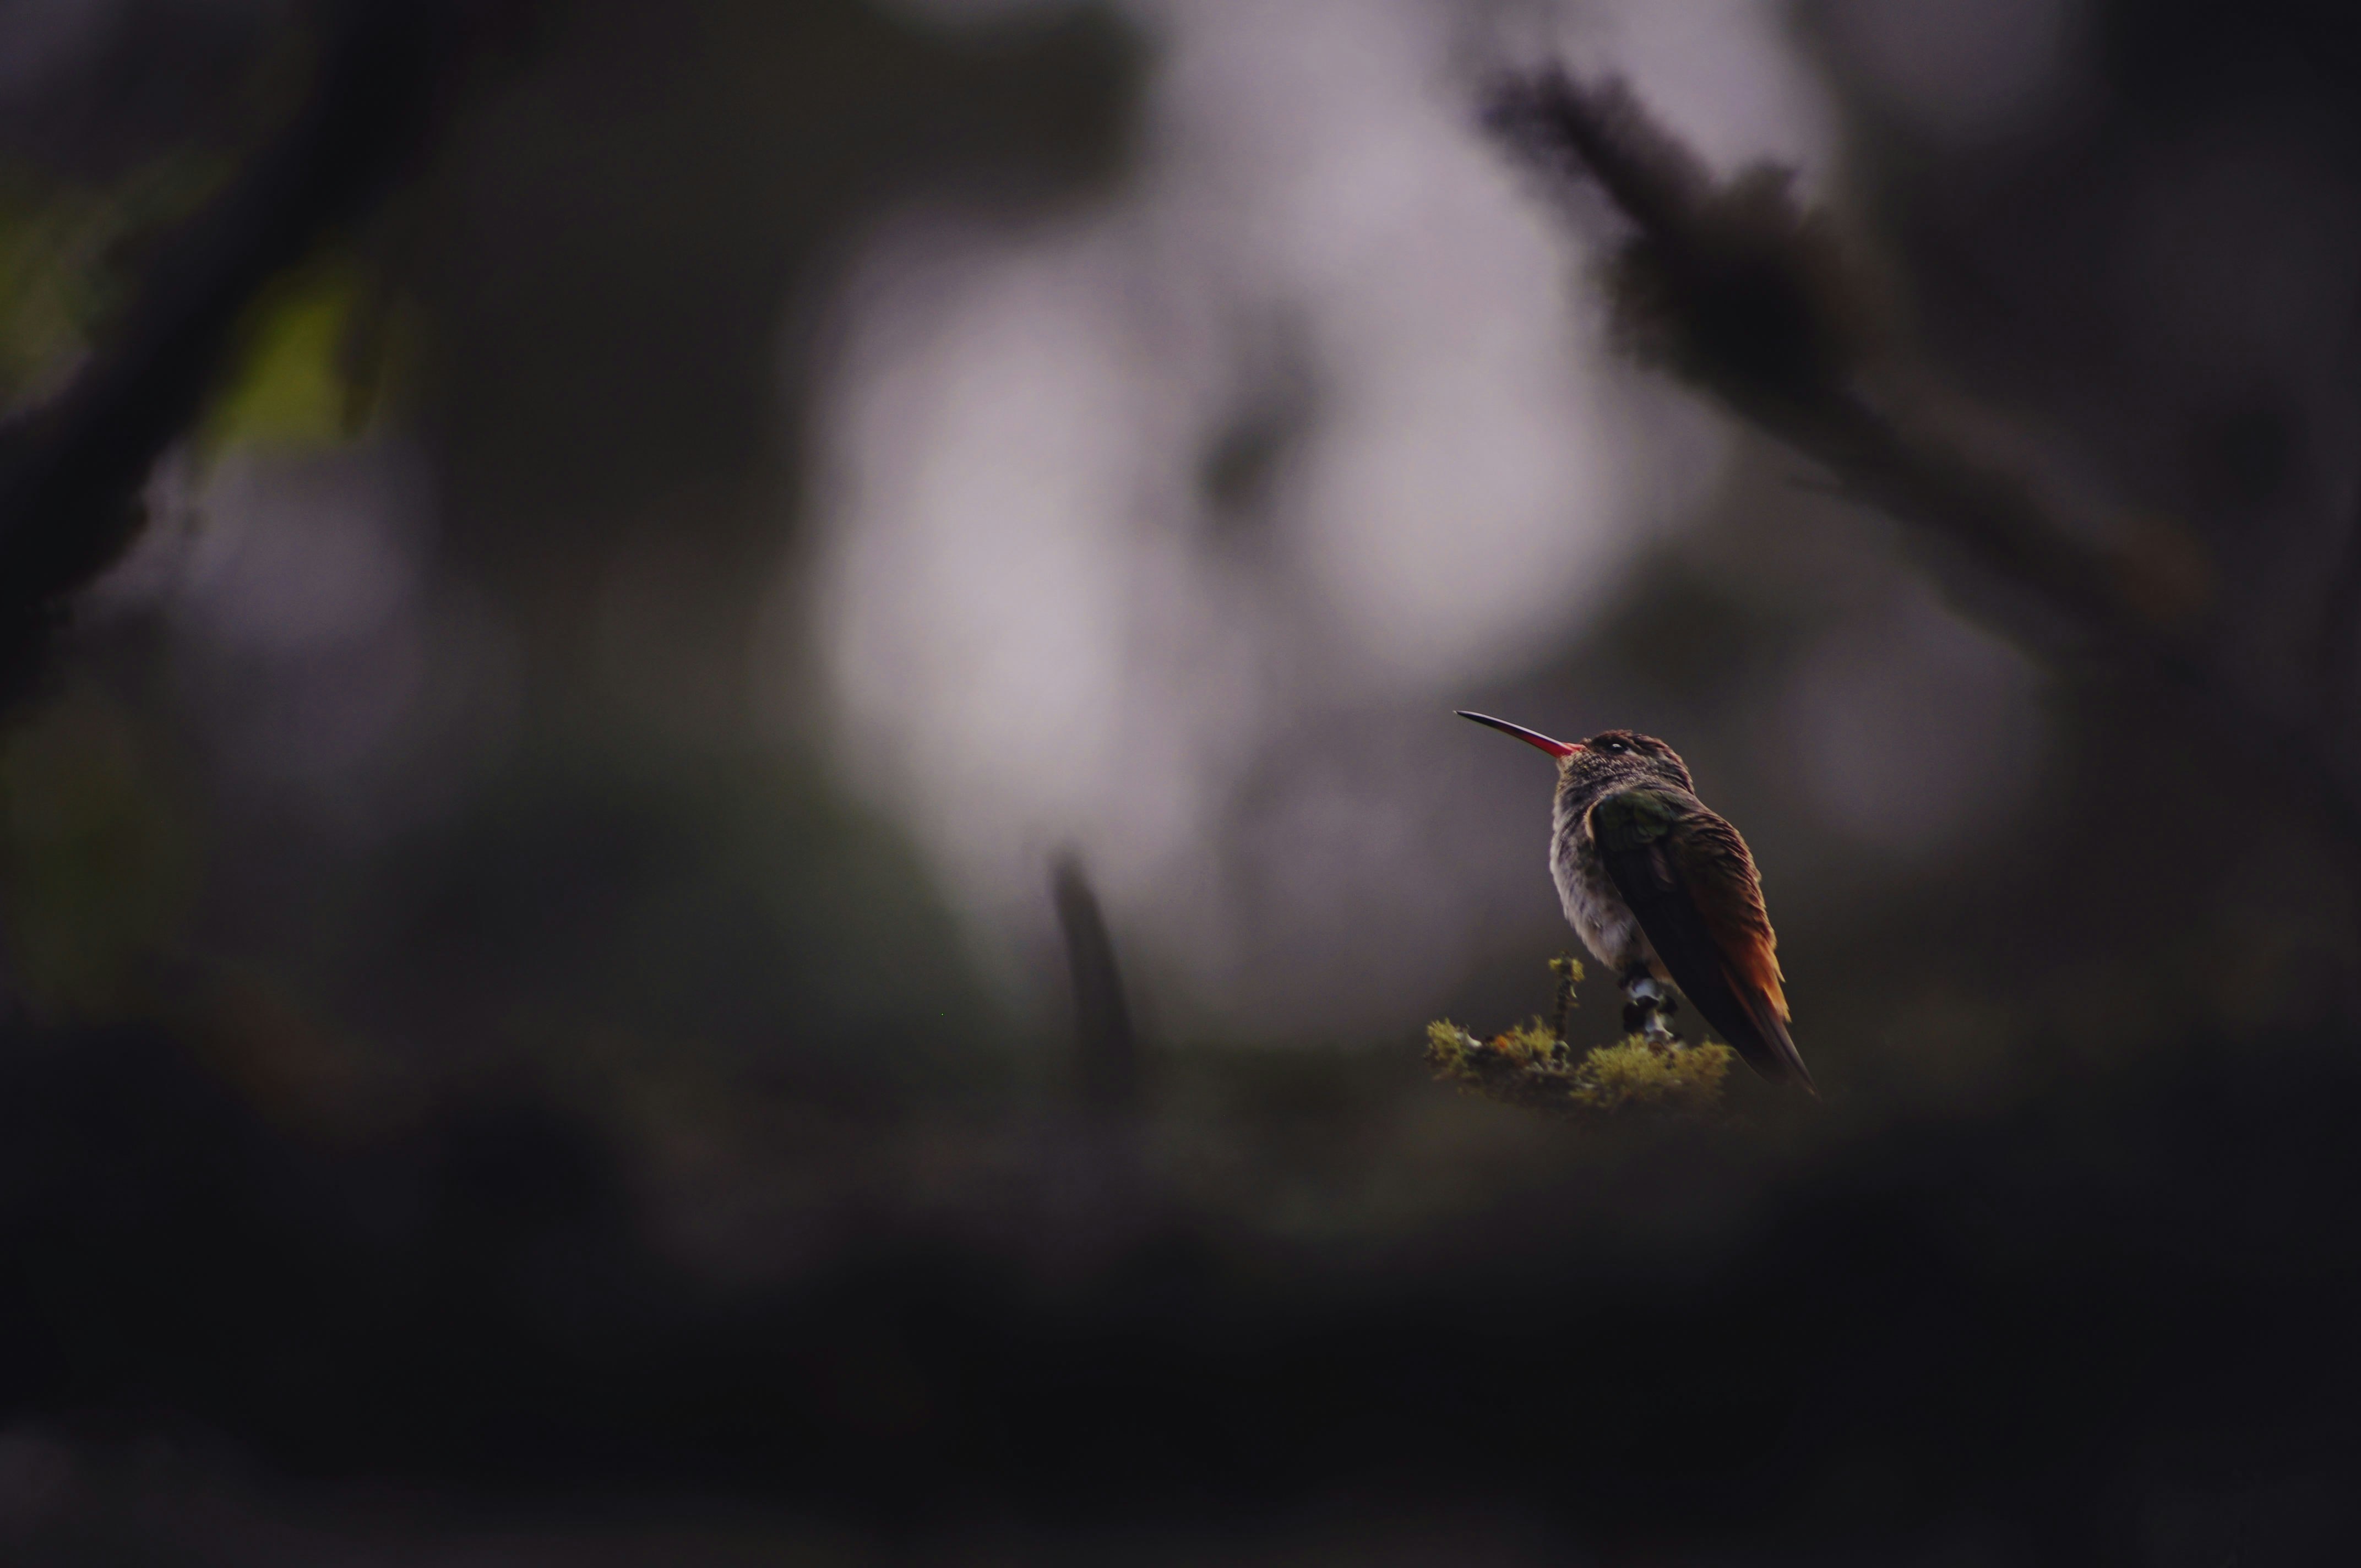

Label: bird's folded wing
[1590,788,1816,1093]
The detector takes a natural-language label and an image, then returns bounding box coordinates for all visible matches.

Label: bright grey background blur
[18,0,2109,1064]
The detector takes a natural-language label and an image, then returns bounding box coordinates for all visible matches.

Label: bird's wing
[1590,788,1816,1095]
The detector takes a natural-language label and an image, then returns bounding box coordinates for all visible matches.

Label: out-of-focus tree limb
[1484,67,2361,894]
[0,0,486,706]
[1486,69,2206,663]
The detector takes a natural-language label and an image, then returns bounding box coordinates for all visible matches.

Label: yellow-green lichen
[1425,956,1734,1120]
[1564,1035,1733,1114]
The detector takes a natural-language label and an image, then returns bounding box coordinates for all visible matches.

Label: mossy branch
[1426,957,1733,1119]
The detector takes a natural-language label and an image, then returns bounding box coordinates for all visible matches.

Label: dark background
[1,1,2358,1560]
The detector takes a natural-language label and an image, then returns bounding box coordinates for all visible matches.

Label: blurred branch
[1484,67,2361,899]
[0,0,487,708]
[1485,70,2200,659]
[1051,852,1139,1113]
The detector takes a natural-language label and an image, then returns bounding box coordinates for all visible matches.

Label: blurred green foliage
[0,153,387,449]
[0,166,120,404]
[0,684,197,1017]
[0,156,227,406]
[203,254,402,450]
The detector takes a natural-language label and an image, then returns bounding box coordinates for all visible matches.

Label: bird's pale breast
[1551,792,1655,972]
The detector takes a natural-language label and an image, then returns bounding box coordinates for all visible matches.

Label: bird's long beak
[1457,710,1583,758]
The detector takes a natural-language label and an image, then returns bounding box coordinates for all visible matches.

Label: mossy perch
[1426,956,1734,1118]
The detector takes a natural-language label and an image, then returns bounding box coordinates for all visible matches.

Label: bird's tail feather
[1724,976,1817,1098]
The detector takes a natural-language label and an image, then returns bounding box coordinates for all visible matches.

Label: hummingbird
[1459,712,1816,1095]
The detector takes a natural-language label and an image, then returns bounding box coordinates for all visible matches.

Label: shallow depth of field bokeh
[2,2,2358,1561]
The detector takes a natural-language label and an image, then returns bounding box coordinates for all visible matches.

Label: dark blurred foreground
[2,1011,2358,1562]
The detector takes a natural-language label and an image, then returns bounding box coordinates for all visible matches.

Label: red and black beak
[1456,711,1584,758]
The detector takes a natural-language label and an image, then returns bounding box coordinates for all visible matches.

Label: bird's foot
[1620,972,1680,1044]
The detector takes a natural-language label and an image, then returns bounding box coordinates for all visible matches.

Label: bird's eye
[1604,740,1626,754]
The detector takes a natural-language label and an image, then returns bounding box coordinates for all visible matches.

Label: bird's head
[1456,712,1694,794]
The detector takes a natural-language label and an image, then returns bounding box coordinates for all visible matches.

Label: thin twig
[1051,852,1139,1114]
